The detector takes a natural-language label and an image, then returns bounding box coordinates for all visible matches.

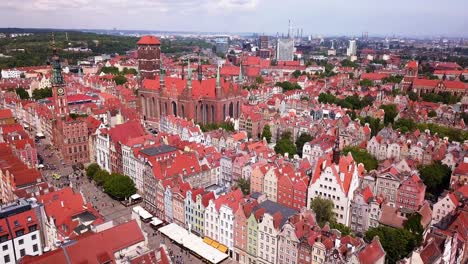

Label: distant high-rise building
[259,35,269,50]
[346,40,357,57]
[215,37,229,54]
[276,38,294,61]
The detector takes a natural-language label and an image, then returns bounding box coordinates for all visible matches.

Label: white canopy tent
[132,205,153,220]
[159,223,228,264]
[150,217,163,228]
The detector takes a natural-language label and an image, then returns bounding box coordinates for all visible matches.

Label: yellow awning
[211,241,220,248]
[203,237,213,244]
[217,245,228,253]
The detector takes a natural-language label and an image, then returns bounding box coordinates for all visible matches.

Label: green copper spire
[51,33,64,86]
[187,59,192,87]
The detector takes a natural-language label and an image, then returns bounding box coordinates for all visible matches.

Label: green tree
[358,116,383,137]
[359,79,373,87]
[261,125,272,143]
[318,93,338,104]
[100,66,119,75]
[380,104,398,125]
[418,161,452,199]
[113,75,127,85]
[403,213,424,245]
[407,91,418,101]
[393,118,417,133]
[295,133,313,158]
[274,131,297,156]
[310,197,336,227]
[86,163,100,179]
[275,81,301,91]
[255,76,264,84]
[292,70,302,78]
[32,87,52,100]
[342,146,378,171]
[122,67,138,75]
[365,226,419,263]
[236,178,250,195]
[15,87,30,99]
[330,222,352,236]
[104,174,137,200]
[93,170,110,186]
[340,59,358,68]
[428,110,437,118]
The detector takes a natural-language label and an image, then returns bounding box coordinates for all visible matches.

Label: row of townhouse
[250,162,309,212]
[366,127,450,165]
[159,114,204,143]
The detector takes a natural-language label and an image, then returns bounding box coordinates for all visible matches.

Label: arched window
[164,102,168,115]
[140,95,146,119]
[181,105,185,119]
[236,101,240,117]
[172,101,177,117]
[211,105,215,123]
[223,104,226,120]
[229,102,234,117]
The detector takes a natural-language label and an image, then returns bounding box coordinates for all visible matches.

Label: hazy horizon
[1,0,467,38]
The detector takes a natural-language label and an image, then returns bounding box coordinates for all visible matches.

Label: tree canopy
[418,161,452,199]
[342,146,378,171]
[261,125,272,143]
[310,197,336,227]
[380,104,398,125]
[32,87,52,100]
[86,163,100,179]
[318,93,374,110]
[365,226,419,263]
[15,87,30,99]
[93,170,110,186]
[113,75,128,85]
[359,79,373,87]
[198,122,235,132]
[274,131,297,156]
[236,178,250,196]
[103,174,137,200]
[275,81,302,91]
[295,133,313,158]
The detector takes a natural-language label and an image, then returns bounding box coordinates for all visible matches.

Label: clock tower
[51,35,68,119]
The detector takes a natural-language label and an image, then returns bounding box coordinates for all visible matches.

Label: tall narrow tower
[137,35,161,81]
[51,34,68,120]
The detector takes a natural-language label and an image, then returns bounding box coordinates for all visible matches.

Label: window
[18,239,24,245]
[33,244,38,252]
[32,234,37,240]
[2,245,7,251]
[4,255,10,263]
[20,249,25,257]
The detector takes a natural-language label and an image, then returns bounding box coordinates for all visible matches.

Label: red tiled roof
[0,109,13,119]
[21,220,144,264]
[137,35,161,45]
[358,237,386,264]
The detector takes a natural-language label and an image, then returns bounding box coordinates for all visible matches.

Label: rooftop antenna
[288,19,291,38]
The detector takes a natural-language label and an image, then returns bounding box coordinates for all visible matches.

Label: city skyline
[1,0,467,37]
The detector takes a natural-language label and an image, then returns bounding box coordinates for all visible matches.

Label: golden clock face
[57,87,65,96]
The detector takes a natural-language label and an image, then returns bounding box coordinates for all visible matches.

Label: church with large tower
[50,35,89,164]
[137,35,244,125]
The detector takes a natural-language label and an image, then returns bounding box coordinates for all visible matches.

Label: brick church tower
[137,35,161,80]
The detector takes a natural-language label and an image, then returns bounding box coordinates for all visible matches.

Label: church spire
[51,33,64,86]
[216,64,222,98]
[187,59,192,88]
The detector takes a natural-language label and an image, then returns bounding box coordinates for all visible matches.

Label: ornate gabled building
[137,36,243,125]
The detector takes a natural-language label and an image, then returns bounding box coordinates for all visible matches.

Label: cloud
[0,0,260,13]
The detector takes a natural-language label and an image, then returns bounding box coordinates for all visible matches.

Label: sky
[1,0,467,37]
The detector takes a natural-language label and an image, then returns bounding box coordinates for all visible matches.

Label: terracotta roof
[137,35,161,45]
[0,109,13,119]
[21,220,144,264]
[358,237,386,264]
